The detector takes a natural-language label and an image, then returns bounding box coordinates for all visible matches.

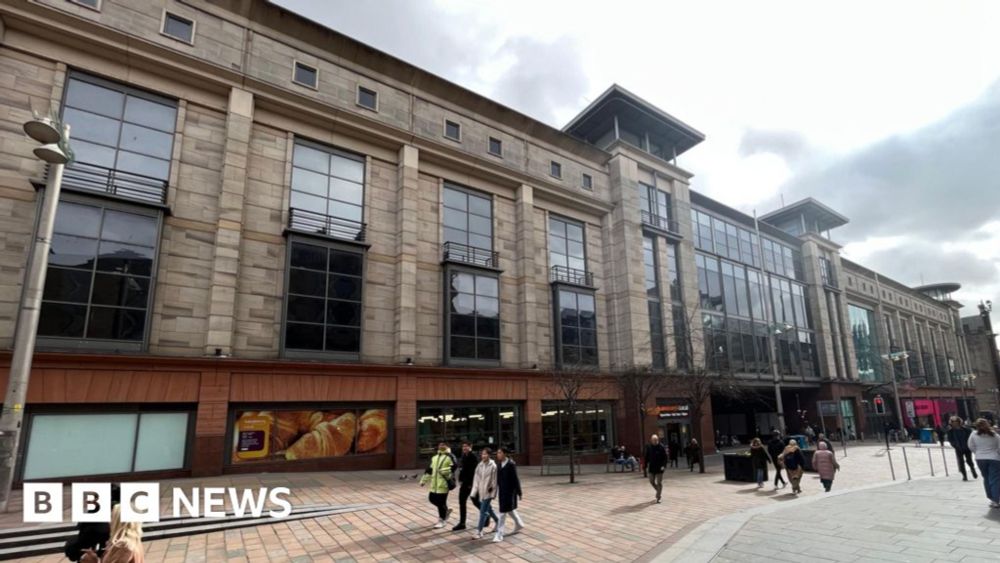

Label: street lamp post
[958,373,977,420]
[882,351,909,433]
[979,300,1000,419]
[0,117,71,512]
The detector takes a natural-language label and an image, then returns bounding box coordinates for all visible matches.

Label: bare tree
[614,363,662,473]
[547,363,607,483]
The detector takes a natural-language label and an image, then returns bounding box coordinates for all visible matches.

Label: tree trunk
[568,410,576,484]
[692,406,706,473]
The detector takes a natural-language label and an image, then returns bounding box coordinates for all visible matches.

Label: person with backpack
[420,442,456,528]
[492,447,524,542]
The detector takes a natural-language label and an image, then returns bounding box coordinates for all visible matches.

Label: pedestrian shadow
[608,501,655,515]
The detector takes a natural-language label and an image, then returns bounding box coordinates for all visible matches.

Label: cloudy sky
[276,0,1000,314]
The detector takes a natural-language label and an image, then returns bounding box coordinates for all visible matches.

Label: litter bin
[919,427,935,444]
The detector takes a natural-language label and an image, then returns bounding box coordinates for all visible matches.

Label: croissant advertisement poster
[231,408,390,463]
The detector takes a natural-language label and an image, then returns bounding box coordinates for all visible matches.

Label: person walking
[644,434,668,503]
[748,438,771,489]
[685,439,703,473]
[967,418,1000,508]
[816,433,834,452]
[492,447,524,542]
[420,442,455,528]
[812,442,840,492]
[80,504,144,563]
[453,441,479,531]
[947,416,978,481]
[668,437,680,469]
[470,447,499,539]
[779,439,806,494]
[767,432,787,490]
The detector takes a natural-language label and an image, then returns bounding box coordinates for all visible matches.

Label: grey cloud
[775,79,1000,241]
[861,243,998,288]
[739,128,809,165]
[489,36,591,126]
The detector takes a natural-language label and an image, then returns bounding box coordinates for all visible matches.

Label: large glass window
[39,200,159,343]
[447,270,500,362]
[290,140,365,240]
[284,240,364,356]
[639,183,672,228]
[541,401,613,453]
[692,209,713,251]
[849,304,882,382]
[644,237,665,369]
[443,184,492,252]
[549,216,586,274]
[23,411,189,479]
[666,243,681,302]
[62,74,177,194]
[417,404,519,459]
[696,254,723,313]
[556,288,598,367]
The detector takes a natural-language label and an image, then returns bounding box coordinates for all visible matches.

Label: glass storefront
[541,401,614,453]
[23,410,191,480]
[417,404,520,459]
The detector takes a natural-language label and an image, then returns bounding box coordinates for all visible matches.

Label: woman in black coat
[492,447,524,543]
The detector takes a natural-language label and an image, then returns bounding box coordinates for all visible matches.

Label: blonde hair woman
[83,504,144,563]
[967,418,1000,508]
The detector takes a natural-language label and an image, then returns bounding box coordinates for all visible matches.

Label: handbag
[437,455,457,491]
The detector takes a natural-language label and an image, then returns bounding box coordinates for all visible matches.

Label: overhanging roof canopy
[563,84,705,158]
[759,197,849,232]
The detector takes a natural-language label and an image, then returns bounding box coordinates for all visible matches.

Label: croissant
[285,412,357,460]
[274,411,323,451]
[356,409,388,453]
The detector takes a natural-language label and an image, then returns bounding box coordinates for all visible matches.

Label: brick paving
[0,443,966,562]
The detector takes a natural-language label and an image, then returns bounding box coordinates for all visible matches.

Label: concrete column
[894,310,911,379]
[514,184,539,368]
[799,241,837,379]
[672,183,703,369]
[605,155,651,367]
[655,238,674,368]
[204,87,254,355]
[394,145,419,363]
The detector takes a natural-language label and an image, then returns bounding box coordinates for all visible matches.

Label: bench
[607,457,638,473]
[540,455,582,476]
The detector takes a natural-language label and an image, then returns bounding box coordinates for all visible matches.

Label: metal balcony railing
[550,265,593,286]
[640,210,680,235]
[59,161,168,205]
[442,241,498,268]
[288,207,367,242]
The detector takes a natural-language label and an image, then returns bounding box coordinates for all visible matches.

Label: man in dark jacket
[493,447,523,543]
[946,416,978,481]
[767,432,787,489]
[64,484,120,562]
[644,434,668,503]
[453,441,480,531]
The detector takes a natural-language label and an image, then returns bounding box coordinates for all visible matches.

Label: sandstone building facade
[0,0,976,481]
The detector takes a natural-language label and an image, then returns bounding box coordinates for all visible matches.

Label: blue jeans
[975,459,1000,503]
[477,497,498,532]
[755,468,764,486]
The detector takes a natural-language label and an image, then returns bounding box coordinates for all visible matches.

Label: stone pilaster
[894,309,911,379]
[394,145,419,363]
[825,291,845,379]
[605,155,650,368]
[799,240,837,380]
[204,87,253,355]
[514,184,539,368]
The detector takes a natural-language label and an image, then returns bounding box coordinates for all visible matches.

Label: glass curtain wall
[848,304,882,382]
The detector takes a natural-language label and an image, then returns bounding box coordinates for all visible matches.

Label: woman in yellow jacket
[420,442,456,528]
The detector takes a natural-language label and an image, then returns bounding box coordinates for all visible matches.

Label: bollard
[902,447,912,480]
[940,445,949,477]
[887,448,896,481]
[927,447,934,477]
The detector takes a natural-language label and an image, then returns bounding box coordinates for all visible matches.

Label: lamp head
[33,143,69,165]
[23,117,62,144]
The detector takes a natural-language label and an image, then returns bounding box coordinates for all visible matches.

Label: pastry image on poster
[230,408,389,463]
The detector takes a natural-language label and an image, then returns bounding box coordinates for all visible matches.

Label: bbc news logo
[24,483,292,523]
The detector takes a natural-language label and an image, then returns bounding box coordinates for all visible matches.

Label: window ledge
[444,358,502,368]
[550,279,597,291]
[441,257,503,274]
[281,350,362,363]
[283,227,371,249]
[30,178,172,216]
[35,337,146,354]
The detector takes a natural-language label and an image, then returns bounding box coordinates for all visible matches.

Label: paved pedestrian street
[3,444,994,562]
